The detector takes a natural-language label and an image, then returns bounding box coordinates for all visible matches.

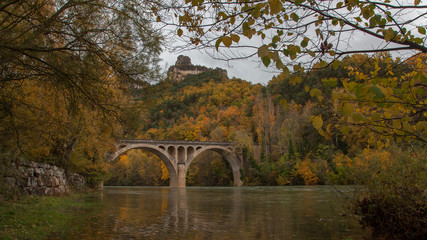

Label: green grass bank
[0,193,98,240]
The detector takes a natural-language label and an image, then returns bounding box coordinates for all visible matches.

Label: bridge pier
[177,163,188,187]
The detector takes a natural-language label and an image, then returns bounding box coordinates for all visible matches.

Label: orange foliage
[294,159,320,185]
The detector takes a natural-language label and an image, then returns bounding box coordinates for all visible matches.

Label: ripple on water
[68,186,369,240]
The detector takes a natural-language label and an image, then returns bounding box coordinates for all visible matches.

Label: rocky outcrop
[167,55,228,82]
[4,161,85,196]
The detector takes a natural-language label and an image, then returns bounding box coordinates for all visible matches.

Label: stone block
[20,160,32,167]
[31,177,38,187]
[27,168,34,177]
[44,187,52,196]
[26,177,31,187]
[37,177,44,186]
[18,166,27,176]
[5,177,16,188]
[52,177,59,187]
[46,178,52,187]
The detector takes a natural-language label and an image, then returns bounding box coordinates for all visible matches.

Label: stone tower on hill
[167,55,227,82]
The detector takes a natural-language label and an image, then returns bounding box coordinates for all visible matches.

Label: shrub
[348,147,426,239]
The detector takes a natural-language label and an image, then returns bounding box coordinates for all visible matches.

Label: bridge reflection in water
[73,186,368,240]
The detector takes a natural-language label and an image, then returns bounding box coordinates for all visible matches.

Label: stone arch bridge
[107,139,243,187]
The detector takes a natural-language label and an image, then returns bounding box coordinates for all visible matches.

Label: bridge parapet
[120,139,237,147]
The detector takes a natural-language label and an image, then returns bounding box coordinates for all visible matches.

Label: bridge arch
[187,146,243,187]
[108,143,180,187]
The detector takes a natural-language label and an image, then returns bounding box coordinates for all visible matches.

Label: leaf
[369,17,377,28]
[301,37,309,48]
[230,16,236,25]
[290,13,299,22]
[222,36,232,47]
[332,60,340,69]
[352,112,363,122]
[371,113,381,121]
[262,56,271,67]
[418,26,426,35]
[383,28,395,41]
[340,126,351,134]
[177,28,183,37]
[322,78,337,87]
[269,0,283,15]
[218,11,228,20]
[312,115,323,130]
[290,76,302,86]
[276,59,284,69]
[307,50,316,57]
[370,85,386,98]
[231,34,240,42]
[332,18,338,26]
[415,0,421,6]
[342,103,354,116]
[258,45,269,57]
[215,38,222,51]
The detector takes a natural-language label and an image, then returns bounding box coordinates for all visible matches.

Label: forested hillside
[107,53,426,187]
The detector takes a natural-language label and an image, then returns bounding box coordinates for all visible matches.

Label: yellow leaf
[312,115,323,129]
[342,103,354,116]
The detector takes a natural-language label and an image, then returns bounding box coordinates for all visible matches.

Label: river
[67,186,369,240]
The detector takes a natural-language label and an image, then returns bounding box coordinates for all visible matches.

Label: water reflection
[70,186,369,240]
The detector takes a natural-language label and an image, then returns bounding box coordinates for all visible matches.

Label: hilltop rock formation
[167,55,227,82]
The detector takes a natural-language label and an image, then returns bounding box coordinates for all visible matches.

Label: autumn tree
[0,0,162,179]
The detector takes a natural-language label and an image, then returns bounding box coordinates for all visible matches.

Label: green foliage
[0,194,98,239]
[175,69,226,90]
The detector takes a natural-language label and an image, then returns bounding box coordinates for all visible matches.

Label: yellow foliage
[294,159,319,185]
[119,155,129,166]
[160,161,169,181]
[355,149,394,170]
[332,153,353,168]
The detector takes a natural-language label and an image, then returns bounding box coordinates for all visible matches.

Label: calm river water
[69,186,370,240]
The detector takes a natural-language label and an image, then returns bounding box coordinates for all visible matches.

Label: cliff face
[167,55,227,82]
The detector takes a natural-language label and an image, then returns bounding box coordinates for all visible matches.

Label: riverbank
[0,193,98,240]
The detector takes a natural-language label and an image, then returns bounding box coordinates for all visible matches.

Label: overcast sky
[159,31,421,85]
